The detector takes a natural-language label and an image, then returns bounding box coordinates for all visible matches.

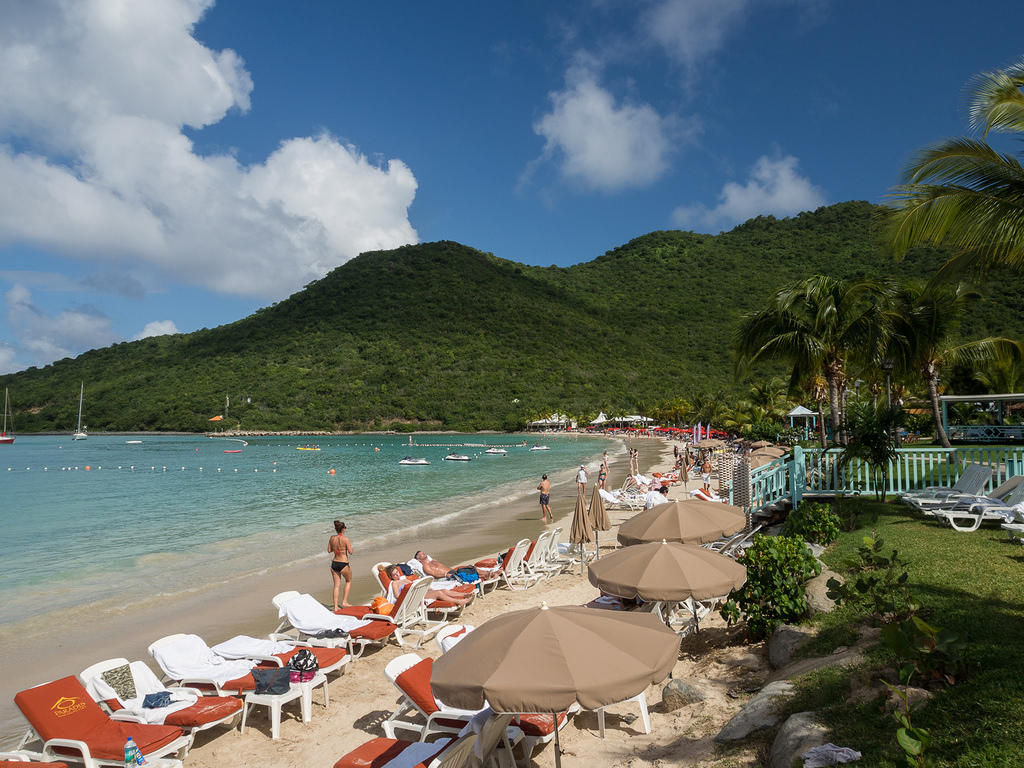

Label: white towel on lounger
[278,593,371,634]
[152,634,256,686]
[379,739,453,768]
[211,635,295,660]
[85,660,198,724]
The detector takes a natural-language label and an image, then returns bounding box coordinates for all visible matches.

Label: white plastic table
[240,671,328,739]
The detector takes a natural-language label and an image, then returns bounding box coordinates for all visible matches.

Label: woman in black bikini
[328,520,354,610]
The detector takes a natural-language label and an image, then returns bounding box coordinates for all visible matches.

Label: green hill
[3,201,1022,432]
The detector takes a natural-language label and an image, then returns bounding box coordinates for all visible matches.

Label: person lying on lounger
[412,550,454,579]
[385,564,473,606]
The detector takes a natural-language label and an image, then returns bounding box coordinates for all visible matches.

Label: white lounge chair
[932,482,1024,532]
[902,463,992,510]
[270,590,399,659]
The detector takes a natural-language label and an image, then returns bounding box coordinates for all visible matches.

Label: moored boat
[0,388,13,445]
[398,456,430,465]
[483,447,507,455]
[443,453,472,461]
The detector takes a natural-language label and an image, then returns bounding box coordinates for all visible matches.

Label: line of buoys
[6,466,278,473]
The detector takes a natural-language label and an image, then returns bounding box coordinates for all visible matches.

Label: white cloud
[0,0,418,300]
[672,154,826,230]
[5,283,120,367]
[134,320,179,340]
[531,62,674,192]
[642,0,750,70]
[0,343,16,375]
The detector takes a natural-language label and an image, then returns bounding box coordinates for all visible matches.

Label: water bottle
[124,737,135,767]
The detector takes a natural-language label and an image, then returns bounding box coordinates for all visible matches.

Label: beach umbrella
[589,483,611,559]
[569,487,593,574]
[695,438,725,448]
[751,446,787,458]
[617,500,745,546]
[431,603,679,768]
[588,540,746,602]
[749,440,772,449]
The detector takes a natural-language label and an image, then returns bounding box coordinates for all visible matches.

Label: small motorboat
[125,440,143,444]
[529,445,551,452]
[443,453,472,462]
[483,447,507,455]
[223,449,242,454]
[398,456,430,465]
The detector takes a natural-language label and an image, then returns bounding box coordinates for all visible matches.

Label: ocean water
[0,432,612,625]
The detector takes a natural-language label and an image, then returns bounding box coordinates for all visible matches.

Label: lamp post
[881,359,894,408]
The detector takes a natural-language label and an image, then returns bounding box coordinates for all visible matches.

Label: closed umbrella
[431,603,679,768]
[589,483,611,559]
[617,500,745,546]
[569,487,592,574]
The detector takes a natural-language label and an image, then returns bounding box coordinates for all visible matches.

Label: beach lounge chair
[271,590,399,658]
[472,540,534,591]
[147,633,332,738]
[374,566,473,618]
[521,530,560,579]
[13,676,191,768]
[902,463,992,510]
[931,484,1024,532]
[79,658,241,754]
[919,475,1023,517]
[0,751,69,766]
[498,539,542,590]
[336,709,520,768]
[382,653,485,740]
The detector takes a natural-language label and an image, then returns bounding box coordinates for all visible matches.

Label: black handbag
[251,667,291,695]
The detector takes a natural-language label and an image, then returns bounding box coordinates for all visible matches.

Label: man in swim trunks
[701,456,713,494]
[328,520,354,610]
[412,550,453,580]
[537,474,552,523]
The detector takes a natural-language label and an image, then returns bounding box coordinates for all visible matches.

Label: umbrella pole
[553,713,562,768]
[693,601,699,634]
[595,530,600,559]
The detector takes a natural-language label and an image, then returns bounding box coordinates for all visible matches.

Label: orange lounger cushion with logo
[14,676,184,761]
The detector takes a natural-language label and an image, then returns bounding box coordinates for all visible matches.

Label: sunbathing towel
[84,661,198,725]
[211,635,295,660]
[152,634,256,686]
[380,739,453,768]
[440,625,474,653]
[279,593,371,634]
[599,489,621,504]
[405,558,426,576]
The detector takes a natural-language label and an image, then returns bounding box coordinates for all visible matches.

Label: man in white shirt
[576,465,588,492]
[645,484,670,509]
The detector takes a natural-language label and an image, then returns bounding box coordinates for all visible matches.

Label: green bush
[721,534,821,639]
[826,535,917,623]
[784,502,841,545]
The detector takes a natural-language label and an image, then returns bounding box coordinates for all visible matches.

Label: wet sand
[0,437,667,746]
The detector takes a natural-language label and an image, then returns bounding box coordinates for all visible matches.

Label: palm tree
[889,58,1024,275]
[889,281,1020,447]
[734,275,892,444]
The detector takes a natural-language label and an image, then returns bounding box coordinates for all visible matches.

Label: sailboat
[72,382,87,440]
[0,388,13,445]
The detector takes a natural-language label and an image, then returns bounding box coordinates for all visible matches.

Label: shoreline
[0,435,669,746]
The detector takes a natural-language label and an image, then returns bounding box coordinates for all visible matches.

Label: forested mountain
[3,201,1022,432]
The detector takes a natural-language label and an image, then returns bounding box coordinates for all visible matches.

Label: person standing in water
[328,520,354,610]
[537,474,552,523]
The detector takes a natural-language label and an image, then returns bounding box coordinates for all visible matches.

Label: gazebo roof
[787,405,816,417]
[939,393,1024,403]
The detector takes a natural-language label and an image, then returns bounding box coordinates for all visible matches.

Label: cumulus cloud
[672,154,826,231]
[0,343,16,375]
[0,0,418,300]
[642,0,750,70]
[134,320,179,340]
[5,283,120,367]
[531,62,674,192]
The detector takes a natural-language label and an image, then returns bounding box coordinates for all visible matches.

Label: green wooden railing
[747,445,1024,515]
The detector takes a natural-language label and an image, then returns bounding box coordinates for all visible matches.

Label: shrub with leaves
[783,501,841,545]
[826,535,917,623]
[881,616,968,688]
[721,534,821,639]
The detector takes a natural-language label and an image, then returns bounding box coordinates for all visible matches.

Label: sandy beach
[175,436,761,768]
[6,436,764,767]
[0,438,659,745]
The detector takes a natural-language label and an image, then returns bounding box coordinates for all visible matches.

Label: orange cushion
[395,658,438,716]
[164,696,242,728]
[14,677,183,760]
[517,711,567,736]
[350,619,398,641]
[335,605,376,618]
[334,737,449,768]
[0,762,68,767]
[275,646,347,670]
[474,557,498,570]
[189,673,256,693]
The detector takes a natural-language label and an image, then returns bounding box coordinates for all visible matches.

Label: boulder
[769,711,830,768]
[661,679,707,711]
[805,568,842,616]
[805,542,826,559]
[769,647,864,683]
[885,686,934,713]
[714,680,794,743]
[733,652,766,672]
[768,624,813,669]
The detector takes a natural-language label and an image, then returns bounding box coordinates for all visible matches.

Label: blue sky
[1,0,1023,373]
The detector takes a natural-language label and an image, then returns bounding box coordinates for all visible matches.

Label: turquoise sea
[0,433,614,625]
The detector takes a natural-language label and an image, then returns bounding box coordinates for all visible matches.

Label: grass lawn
[783,500,1024,766]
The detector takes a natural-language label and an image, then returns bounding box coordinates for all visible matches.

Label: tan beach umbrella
[588,540,746,601]
[617,499,745,546]
[431,603,679,768]
[695,438,725,448]
[749,440,772,449]
[751,446,787,458]
[569,486,593,574]
[589,483,611,559]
